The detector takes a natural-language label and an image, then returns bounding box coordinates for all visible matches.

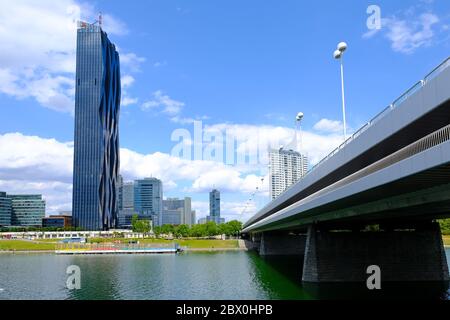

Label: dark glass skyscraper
[72,21,121,230]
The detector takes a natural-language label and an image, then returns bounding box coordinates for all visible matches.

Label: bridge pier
[302,222,449,283]
[259,232,306,256]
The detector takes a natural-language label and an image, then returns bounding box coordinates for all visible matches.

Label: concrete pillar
[302,222,449,283]
[259,232,306,256]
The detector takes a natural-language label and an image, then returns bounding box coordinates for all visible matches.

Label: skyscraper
[134,178,163,226]
[209,189,220,217]
[269,147,308,200]
[72,21,121,230]
[207,189,224,224]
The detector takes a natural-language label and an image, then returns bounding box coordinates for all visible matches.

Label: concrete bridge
[242,57,450,283]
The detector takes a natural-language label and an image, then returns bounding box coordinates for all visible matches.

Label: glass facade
[134,178,163,226]
[0,191,12,227]
[163,197,193,225]
[72,22,121,230]
[8,195,45,227]
[209,189,220,217]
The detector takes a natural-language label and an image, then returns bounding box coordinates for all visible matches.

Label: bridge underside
[255,221,449,283]
[247,163,450,283]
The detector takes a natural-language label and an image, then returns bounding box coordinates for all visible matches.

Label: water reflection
[257,253,450,300]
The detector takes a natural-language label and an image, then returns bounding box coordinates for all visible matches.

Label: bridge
[242,57,450,283]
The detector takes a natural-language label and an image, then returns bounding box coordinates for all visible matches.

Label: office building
[0,192,12,227]
[162,197,193,226]
[269,147,309,200]
[121,182,134,210]
[162,210,182,225]
[206,189,224,224]
[72,20,121,230]
[42,215,72,228]
[9,195,45,227]
[134,178,163,226]
[191,210,196,225]
[209,189,220,218]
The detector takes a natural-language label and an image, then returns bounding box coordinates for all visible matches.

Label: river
[0,249,449,300]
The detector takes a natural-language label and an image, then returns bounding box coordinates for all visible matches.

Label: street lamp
[295,112,306,177]
[333,42,348,140]
[295,112,304,153]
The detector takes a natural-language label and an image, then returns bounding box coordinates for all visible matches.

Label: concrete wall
[302,222,449,283]
[259,232,306,256]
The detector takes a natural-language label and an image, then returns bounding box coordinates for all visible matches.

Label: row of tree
[131,215,243,238]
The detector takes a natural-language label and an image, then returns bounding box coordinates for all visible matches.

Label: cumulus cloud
[0,0,143,113]
[142,91,185,115]
[363,5,444,54]
[313,118,343,134]
[0,132,269,216]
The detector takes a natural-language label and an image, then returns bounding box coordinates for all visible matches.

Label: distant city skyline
[1,1,450,223]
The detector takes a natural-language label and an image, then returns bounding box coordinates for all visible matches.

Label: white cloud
[142,91,185,115]
[0,120,344,218]
[0,0,142,113]
[313,118,343,134]
[203,122,344,166]
[363,7,443,54]
[0,132,269,216]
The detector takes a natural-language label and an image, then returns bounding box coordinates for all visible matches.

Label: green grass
[0,240,56,251]
[443,236,450,246]
[88,238,239,249]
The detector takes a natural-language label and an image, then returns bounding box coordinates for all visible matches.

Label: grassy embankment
[0,238,240,251]
[443,236,450,246]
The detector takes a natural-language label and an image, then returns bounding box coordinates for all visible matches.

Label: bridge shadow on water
[253,254,450,300]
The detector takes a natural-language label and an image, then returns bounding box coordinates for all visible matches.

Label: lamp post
[296,112,306,177]
[333,42,348,141]
[295,112,304,153]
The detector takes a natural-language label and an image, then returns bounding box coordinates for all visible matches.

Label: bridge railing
[247,123,450,231]
[304,56,450,179]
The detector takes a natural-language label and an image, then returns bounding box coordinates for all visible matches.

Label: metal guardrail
[305,56,450,177]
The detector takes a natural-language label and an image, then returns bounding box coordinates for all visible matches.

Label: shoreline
[0,248,249,254]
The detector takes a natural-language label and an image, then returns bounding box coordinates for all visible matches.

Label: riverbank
[444,235,450,247]
[0,238,244,253]
[1,237,449,253]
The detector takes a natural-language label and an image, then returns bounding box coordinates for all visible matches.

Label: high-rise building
[209,189,220,217]
[206,189,224,224]
[0,192,12,227]
[117,174,123,210]
[72,21,121,231]
[191,210,196,225]
[162,197,193,225]
[269,147,308,200]
[161,209,182,225]
[8,195,45,227]
[121,182,134,210]
[134,178,163,226]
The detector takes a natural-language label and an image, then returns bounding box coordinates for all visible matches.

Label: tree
[175,224,190,238]
[131,214,151,233]
[226,220,243,237]
[205,221,218,237]
[439,219,450,235]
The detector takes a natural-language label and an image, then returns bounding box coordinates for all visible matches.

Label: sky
[0,0,449,222]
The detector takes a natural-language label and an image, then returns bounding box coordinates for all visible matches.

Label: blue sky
[0,0,449,221]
